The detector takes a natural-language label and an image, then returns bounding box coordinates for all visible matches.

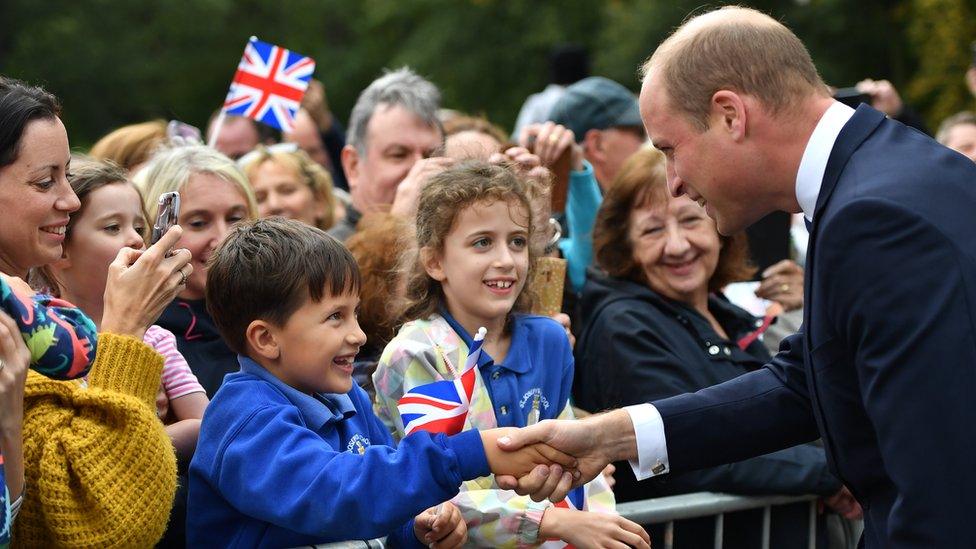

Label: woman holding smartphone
[0,76,191,546]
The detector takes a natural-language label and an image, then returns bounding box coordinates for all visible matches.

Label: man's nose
[666,163,685,198]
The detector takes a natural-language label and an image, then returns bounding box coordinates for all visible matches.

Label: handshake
[478,409,638,502]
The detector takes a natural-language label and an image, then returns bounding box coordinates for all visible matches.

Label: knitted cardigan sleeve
[14,333,177,548]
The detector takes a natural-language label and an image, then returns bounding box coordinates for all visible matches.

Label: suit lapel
[804,105,886,334]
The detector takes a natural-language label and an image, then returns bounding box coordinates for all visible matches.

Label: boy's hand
[413,502,467,548]
[481,427,578,484]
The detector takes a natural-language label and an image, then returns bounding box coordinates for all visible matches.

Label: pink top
[144,325,206,400]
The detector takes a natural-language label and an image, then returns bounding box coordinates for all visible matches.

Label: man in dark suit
[495,6,976,547]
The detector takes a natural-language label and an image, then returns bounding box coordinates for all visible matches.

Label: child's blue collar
[437,308,531,373]
[237,355,356,428]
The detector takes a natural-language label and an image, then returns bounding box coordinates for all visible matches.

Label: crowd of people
[1,6,974,548]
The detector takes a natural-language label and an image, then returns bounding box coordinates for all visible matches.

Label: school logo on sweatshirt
[518,388,550,411]
[347,434,371,455]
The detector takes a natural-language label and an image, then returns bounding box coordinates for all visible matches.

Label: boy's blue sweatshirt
[187,356,490,548]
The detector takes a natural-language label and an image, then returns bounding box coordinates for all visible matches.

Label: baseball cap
[548,77,643,142]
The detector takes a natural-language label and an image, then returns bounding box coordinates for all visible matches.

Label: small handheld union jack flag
[398,327,487,436]
[220,37,315,133]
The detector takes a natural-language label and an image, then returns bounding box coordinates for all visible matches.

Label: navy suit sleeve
[820,199,976,545]
[653,330,820,473]
[210,404,488,542]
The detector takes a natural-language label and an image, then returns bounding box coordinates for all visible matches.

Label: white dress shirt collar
[795,102,856,220]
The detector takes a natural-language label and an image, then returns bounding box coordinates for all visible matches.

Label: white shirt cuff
[624,404,670,480]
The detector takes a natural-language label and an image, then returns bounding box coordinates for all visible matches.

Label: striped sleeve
[144,326,206,400]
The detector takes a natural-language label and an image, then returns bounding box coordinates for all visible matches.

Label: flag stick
[207,110,227,149]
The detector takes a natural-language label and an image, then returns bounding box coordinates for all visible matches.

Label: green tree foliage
[904,0,976,127]
[1,0,967,146]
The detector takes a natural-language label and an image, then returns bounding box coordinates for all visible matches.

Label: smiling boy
[187,218,572,548]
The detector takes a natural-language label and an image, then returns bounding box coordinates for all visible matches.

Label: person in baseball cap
[549,76,646,189]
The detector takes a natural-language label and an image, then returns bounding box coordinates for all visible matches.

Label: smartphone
[150,192,181,245]
[833,87,870,109]
[166,120,202,143]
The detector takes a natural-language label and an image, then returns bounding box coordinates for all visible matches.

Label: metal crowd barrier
[307,492,823,549]
[616,492,819,549]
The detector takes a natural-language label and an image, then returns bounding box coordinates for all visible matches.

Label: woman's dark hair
[0,76,61,169]
[594,148,755,291]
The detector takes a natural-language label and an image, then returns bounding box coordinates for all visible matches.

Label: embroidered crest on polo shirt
[347,434,371,455]
[518,388,550,411]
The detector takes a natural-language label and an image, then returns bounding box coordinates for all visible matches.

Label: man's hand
[301,79,333,132]
[822,486,863,520]
[755,259,804,312]
[389,157,455,218]
[494,410,637,502]
[856,79,904,117]
[481,427,577,477]
[519,122,584,171]
[414,502,467,548]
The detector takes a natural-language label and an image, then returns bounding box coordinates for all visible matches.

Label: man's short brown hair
[642,6,828,131]
[593,148,754,291]
[206,217,361,355]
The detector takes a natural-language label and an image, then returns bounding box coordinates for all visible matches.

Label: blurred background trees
[2,0,973,146]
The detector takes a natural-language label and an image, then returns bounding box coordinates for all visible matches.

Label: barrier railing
[308,492,826,549]
[616,492,819,549]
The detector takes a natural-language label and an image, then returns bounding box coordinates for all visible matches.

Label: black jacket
[573,272,840,502]
[157,298,239,397]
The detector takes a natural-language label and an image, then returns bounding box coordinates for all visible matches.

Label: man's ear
[421,246,446,282]
[245,319,280,361]
[341,144,361,192]
[582,128,604,161]
[711,90,747,141]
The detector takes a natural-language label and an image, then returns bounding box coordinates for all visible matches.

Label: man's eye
[33,180,55,190]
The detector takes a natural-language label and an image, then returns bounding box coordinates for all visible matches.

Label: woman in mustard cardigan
[0,77,191,547]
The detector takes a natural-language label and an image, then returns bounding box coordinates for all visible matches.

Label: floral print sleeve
[0,276,97,380]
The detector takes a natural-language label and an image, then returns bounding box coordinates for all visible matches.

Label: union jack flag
[398,327,487,436]
[553,486,586,511]
[220,37,315,133]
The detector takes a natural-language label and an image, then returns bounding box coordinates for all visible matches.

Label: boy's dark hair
[206,217,361,355]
